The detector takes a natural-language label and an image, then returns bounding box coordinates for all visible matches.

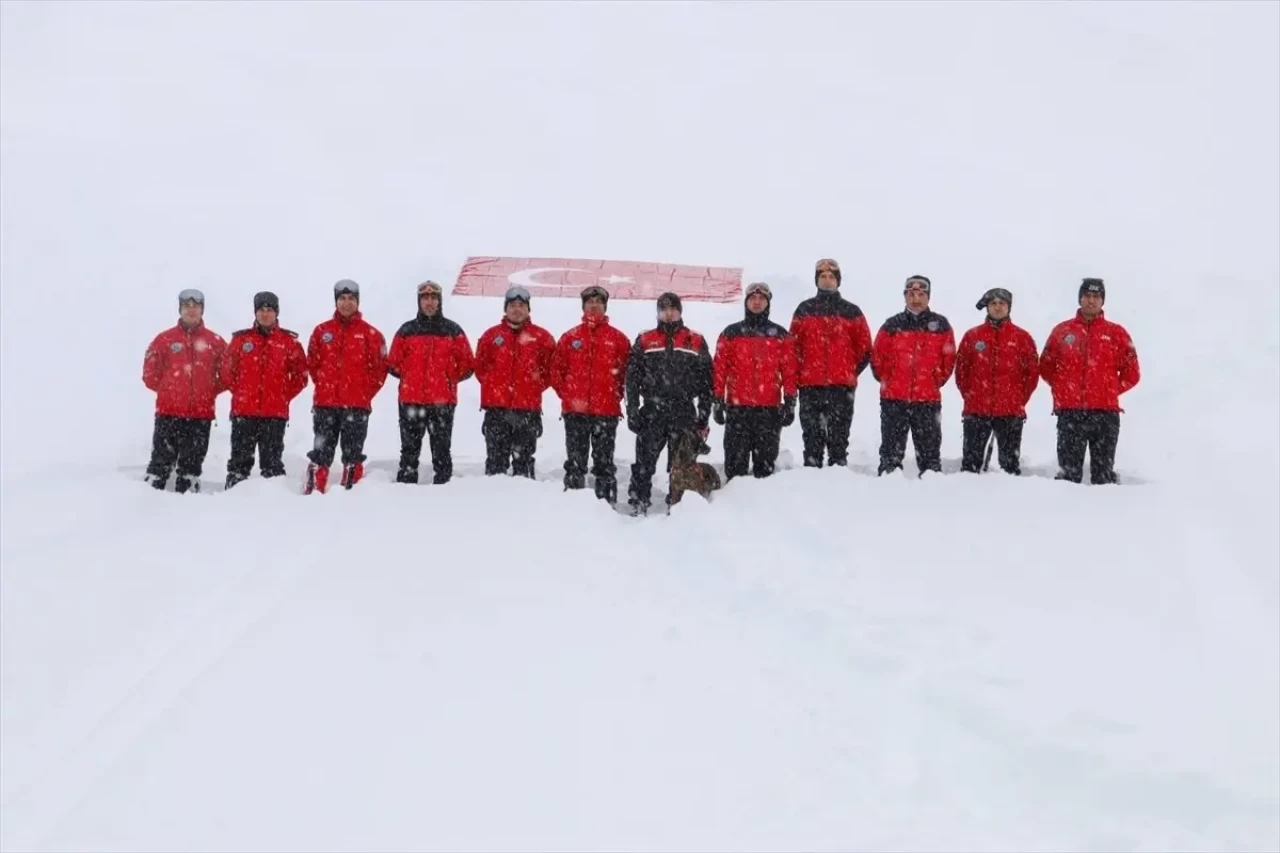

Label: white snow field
[2,2,1278,851]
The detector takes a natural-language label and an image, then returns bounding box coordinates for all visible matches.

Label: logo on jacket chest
[242,341,255,352]
[322,332,335,343]
[1064,333,1077,345]
[170,342,184,353]
[494,335,505,346]
[572,339,583,350]
[975,341,986,352]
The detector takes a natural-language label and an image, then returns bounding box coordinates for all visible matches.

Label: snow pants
[226,416,288,488]
[483,408,541,478]
[1055,409,1121,484]
[724,405,782,480]
[146,414,212,492]
[397,403,455,484]
[563,413,619,502]
[799,386,855,468]
[308,406,370,468]
[879,400,942,475]
[961,415,1024,475]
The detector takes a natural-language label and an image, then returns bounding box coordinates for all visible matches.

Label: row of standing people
[140,260,1140,505]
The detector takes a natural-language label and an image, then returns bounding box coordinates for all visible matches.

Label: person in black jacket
[624,292,714,514]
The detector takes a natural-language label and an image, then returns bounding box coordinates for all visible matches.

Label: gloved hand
[781,395,797,427]
[626,407,642,434]
[712,398,726,425]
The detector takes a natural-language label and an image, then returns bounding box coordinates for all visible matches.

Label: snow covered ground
[2,2,1278,851]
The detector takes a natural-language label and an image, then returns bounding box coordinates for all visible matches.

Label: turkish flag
[451,256,743,303]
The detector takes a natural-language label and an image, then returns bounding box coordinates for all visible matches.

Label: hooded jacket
[550,311,631,417]
[713,295,798,408]
[386,293,475,407]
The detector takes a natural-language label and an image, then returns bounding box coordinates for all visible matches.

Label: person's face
[336,293,359,317]
[419,292,440,316]
[179,301,203,325]
[816,270,839,291]
[746,292,769,314]
[658,305,682,324]
[584,296,606,316]
[505,299,530,324]
[1079,292,1104,318]
[256,306,278,327]
[905,285,930,312]
[986,298,1010,321]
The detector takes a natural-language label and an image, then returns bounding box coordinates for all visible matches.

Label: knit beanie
[975,287,1012,311]
[581,285,609,307]
[657,292,682,313]
[1079,277,1105,303]
[254,291,280,313]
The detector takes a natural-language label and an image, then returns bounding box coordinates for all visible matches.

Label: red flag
[452,256,743,303]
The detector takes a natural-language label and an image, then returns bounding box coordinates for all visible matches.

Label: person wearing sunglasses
[141,288,228,493]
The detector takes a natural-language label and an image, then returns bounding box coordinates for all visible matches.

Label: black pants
[799,386,855,468]
[629,420,695,507]
[226,416,288,487]
[398,404,455,484]
[961,416,1024,475]
[483,408,541,478]
[1055,409,1121,484]
[724,406,782,480]
[879,400,942,475]
[307,407,370,469]
[146,415,212,491]
[563,413,620,500]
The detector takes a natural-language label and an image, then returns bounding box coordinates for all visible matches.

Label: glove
[781,395,796,427]
[712,398,726,425]
[626,407,642,434]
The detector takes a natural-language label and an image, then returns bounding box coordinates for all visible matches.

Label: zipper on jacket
[187,327,197,412]
[508,326,521,407]
[990,325,999,414]
[586,325,596,411]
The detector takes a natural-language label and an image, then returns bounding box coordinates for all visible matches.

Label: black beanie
[1079,277,1106,303]
[254,291,280,313]
[657,292,682,313]
[976,287,1012,311]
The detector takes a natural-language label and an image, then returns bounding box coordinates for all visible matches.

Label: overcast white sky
[1,0,1276,309]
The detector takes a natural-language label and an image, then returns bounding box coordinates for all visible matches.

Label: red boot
[304,463,330,495]
[340,462,364,489]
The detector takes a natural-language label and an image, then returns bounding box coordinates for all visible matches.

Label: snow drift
[2,2,1277,851]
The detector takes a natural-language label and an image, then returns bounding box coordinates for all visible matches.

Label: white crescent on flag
[505,267,584,289]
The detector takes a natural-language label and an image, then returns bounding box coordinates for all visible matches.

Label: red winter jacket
[474,319,557,412]
[871,310,957,403]
[713,314,799,407]
[142,321,228,419]
[1039,310,1140,413]
[550,313,631,417]
[955,318,1039,418]
[222,324,309,419]
[386,313,475,406]
[788,290,874,388]
[306,311,389,411]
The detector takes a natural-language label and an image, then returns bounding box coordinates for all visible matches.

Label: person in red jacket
[473,285,556,479]
[787,258,874,469]
[385,280,474,485]
[712,282,799,480]
[141,288,228,493]
[303,279,388,493]
[954,287,1039,476]
[220,291,309,489]
[1039,278,1140,484]
[871,275,957,477]
[550,284,631,502]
